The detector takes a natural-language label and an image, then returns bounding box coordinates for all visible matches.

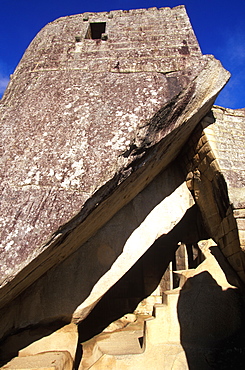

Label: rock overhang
[0,6,230,312]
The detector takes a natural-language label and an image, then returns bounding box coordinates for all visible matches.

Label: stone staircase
[3,241,244,370]
[79,287,188,370]
[79,241,245,369]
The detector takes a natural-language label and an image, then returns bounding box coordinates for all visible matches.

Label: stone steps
[84,288,188,369]
[79,247,245,369]
[3,243,243,369]
[79,314,148,369]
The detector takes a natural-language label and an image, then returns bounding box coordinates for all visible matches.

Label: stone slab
[1,351,73,370]
[19,323,78,360]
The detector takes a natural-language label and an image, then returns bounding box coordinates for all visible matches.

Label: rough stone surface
[18,323,78,360]
[0,163,193,349]
[84,240,245,369]
[180,110,245,283]
[1,351,73,370]
[1,6,242,369]
[0,5,204,288]
[204,106,245,209]
[0,6,229,318]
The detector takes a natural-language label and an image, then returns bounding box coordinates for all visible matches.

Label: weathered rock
[18,323,78,360]
[0,5,232,363]
[0,6,229,306]
[0,55,229,314]
[1,351,73,370]
[204,108,245,269]
[180,107,245,282]
[103,313,137,332]
[83,240,245,369]
[0,5,204,290]
[204,106,245,209]
[0,164,194,355]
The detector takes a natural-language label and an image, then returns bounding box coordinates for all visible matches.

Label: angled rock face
[0,5,232,359]
[0,6,207,289]
[0,6,229,305]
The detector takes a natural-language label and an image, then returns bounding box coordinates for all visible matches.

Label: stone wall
[180,108,245,283]
[205,107,245,278]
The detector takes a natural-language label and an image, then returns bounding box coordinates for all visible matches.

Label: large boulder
[0,6,230,351]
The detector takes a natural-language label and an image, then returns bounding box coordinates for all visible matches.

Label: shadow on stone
[0,320,66,366]
[177,271,245,369]
[74,204,209,370]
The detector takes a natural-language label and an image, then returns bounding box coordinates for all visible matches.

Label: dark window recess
[85,22,106,40]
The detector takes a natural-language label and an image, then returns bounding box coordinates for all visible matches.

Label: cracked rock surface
[0,6,230,342]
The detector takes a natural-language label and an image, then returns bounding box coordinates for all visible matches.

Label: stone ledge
[19,323,78,361]
[1,351,73,370]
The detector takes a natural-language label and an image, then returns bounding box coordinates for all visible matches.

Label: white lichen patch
[150,90,158,96]
[23,166,40,185]
[60,158,85,189]
[4,240,14,252]
[150,98,159,104]
[55,172,64,181]
[71,159,84,176]
[115,111,124,117]
[34,171,41,184]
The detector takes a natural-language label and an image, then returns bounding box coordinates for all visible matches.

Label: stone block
[227,214,237,231]
[236,218,245,230]
[186,179,193,191]
[216,223,225,240]
[198,142,212,161]
[145,292,181,345]
[198,156,209,173]
[19,323,78,360]
[222,217,231,235]
[225,229,239,246]
[206,149,215,164]
[1,351,73,370]
[192,153,200,167]
[227,251,245,272]
[238,229,245,246]
[234,209,245,218]
[210,159,220,173]
[195,135,207,152]
[203,166,214,181]
[206,216,220,236]
[218,237,225,250]
[226,206,233,217]
[222,239,241,257]
[0,4,232,346]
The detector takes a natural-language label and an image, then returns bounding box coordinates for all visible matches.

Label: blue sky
[0,0,244,108]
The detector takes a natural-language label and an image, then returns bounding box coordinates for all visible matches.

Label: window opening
[85,22,106,40]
